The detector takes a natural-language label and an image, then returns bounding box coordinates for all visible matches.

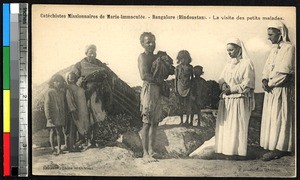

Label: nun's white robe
[216,58,255,156]
[260,42,295,152]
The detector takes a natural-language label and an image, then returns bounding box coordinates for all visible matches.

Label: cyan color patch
[3,4,10,46]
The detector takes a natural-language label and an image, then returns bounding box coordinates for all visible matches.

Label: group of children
[175,50,207,127]
[44,72,95,155]
[44,50,207,155]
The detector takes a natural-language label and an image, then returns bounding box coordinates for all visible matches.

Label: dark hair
[194,65,204,76]
[48,74,66,88]
[140,32,156,45]
[177,50,192,64]
[67,72,78,84]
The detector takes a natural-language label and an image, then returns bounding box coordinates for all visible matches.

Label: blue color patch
[3,4,10,46]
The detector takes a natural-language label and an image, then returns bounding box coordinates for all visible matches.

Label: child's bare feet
[81,146,90,152]
[52,149,58,155]
[75,139,84,147]
[147,156,158,162]
[57,149,65,155]
[183,122,189,127]
[150,152,162,159]
[61,145,68,151]
[142,154,158,163]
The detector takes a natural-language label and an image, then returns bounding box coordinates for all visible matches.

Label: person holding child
[138,32,168,162]
[215,38,255,159]
[72,44,112,149]
[175,50,194,125]
[44,74,67,155]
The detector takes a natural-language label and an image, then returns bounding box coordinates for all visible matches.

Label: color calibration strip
[10,3,20,176]
[3,3,11,177]
[3,3,29,177]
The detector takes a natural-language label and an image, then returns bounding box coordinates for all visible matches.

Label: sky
[32,5,296,92]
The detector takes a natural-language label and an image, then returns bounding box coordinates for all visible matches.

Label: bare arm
[138,54,155,82]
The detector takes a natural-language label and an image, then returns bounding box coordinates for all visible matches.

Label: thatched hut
[32,64,141,134]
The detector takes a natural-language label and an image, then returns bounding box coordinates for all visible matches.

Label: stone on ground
[189,136,215,158]
[122,125,214,158]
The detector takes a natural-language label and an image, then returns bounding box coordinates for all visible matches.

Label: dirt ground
[32,147,295,177]
[32,116,296,178]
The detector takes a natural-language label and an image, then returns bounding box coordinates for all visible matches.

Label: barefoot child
[191,65,208,127]
[44,74,67,155]
[65,72,90,151]
[175,50,194,125]
[138,32,165,162]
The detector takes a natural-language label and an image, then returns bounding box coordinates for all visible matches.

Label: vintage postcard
[32,5,296,177]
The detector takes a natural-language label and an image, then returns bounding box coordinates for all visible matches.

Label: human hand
[224,89,231,95]
[221,82,230,91]
[221,82,231,95]
[77,77,85,87]
[262,79,272,93]
[219,89,231,98]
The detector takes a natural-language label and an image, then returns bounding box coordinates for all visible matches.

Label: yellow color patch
[3,90,10,132]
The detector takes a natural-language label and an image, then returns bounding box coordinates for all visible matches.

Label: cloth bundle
[151,51,175,97]
[82,69,112,112]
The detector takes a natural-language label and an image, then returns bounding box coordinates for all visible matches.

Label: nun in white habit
[215,38,255,157]
[260,21,295,161]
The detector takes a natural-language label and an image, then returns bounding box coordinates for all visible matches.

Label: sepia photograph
[31,5,296,177]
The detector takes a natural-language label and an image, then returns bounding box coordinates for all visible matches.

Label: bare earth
[32,115,296,178]
[32,146,295,177]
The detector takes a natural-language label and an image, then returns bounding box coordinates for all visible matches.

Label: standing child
[138,32,164,162]
[175,50,194,125]
[65,72,90,152]
[191,65,207,127]
[44,74,67,155]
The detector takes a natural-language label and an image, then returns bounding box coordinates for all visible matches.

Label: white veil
[226,37,254,70]
[226,37,255,110]
[267,21,290,42]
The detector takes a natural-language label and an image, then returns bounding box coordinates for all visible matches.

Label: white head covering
[267,21,290,42]
[226,37,254,70]
[85,44,97,54]
[224,38,255,110]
